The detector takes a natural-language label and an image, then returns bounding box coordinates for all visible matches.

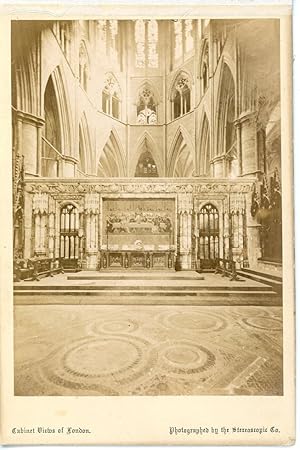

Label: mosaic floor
[14,304,283,396]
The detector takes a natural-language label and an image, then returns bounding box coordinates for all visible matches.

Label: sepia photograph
[0,2,295,445]
[11,16,284,398]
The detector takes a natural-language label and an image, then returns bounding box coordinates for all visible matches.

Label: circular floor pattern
[165,346,202,365]
[161,311,227,332]
[63,338,141,377]
[232,306,271,318]
[90,319,139,335]
[41,334,158,393]
[242,316,282,331]
[159,340,216,375]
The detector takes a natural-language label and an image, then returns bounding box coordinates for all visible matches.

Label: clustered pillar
[32,192,49,256]
[177,193,193,270]
[84,193,100,270]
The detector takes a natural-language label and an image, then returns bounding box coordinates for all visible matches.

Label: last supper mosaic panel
[102,198,175,246]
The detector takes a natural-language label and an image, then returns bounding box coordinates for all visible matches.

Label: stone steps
[14,270,280,306]
[67,274,204,281]
[241,267,282,282]
[14,290,280,306]
[237,269,282,294]
[14,283,272,292]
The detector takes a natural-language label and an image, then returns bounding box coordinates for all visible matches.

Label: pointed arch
[18,51,37,114]
[168,68,193,100]
[199,39,209,94]
[78,112,92,174]
[135,151,158,177]
[43,66,73,156]
[136,79,160,105]
[79,40,90,91]
[130,131,163,177]
[97,128,126,177]
[12,24,38,115]
[169,69,193,119]
[199,113,211,176]
[102,72,122,119]
[216,61,236,157]
[136,80,159,124]
[168,126,195,177]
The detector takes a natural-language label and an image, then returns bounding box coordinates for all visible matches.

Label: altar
[100,197,176,270]
[100,248,175,270]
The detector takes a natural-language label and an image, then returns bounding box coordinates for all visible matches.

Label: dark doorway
[198,203,219,269]
[60,204,80,270]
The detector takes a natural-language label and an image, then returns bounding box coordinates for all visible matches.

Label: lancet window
[171,75,191,119]
[102,74,121,119]
[173,19,194,63]
[135,20,158,68]
[79,41,89,91]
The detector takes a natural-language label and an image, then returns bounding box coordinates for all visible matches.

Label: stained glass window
[174,20,182,60]
[97,19,107,52]
[135,20,146,68]
[109,20,118,63]
[148,20,158,68]
[185,19,194,52]
[173,19,194,62]
[135,20,158,68]
[97,20,119,65]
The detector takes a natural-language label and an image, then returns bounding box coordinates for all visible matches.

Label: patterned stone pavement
[14,304,283,396]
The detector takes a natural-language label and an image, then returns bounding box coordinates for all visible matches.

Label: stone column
[223,210,230,260]
[23,190,33,259]
[229,193,247,267]
[36,124,44,176]
[32,192,48,256]
[192,211,198,270]
[235,120,242,175]
[79,212,85,269]
[84,193,100,270]
[177,193,193,270]
[16,111,45,176]
[245,190,262,267]
[55,203,60,259]
[237,112,259,177]
[48,196,56,259]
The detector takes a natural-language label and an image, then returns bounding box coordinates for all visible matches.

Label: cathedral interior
[12,19,283,396]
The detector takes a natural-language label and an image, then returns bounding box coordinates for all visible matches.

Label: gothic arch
[44,66,73,156]
[97,128,126,177]
[136,80,160,105]
[79,40,90,91]
[199,112,211,176]
[136,80,160,124]
[216,61,236,157]
[168,126,195,177]
[102,72,122,119]
[169,69,193,119]
[78,113,92,174]
[130,131,163,177]
[58,199,81,211]
[199,39,209,94]
[168,68,194,100]
[13,37,38,115]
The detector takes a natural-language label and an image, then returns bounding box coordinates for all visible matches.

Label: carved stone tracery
[26,181,253,195]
